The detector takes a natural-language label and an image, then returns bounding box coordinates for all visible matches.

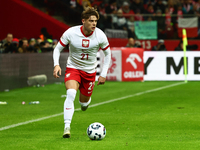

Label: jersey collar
[80,26,94,37]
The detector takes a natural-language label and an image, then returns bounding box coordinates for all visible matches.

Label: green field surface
[0,81,200,150]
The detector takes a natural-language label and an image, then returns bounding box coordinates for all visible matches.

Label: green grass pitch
[0,81,200,150]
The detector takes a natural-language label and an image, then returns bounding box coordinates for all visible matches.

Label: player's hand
[53,65,61,78]
[97,76,106,85]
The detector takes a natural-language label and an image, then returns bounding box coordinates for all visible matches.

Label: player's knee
[65,89,77,107]
[66,89,77,101]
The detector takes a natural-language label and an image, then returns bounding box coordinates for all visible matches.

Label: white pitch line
[0,82,185,131]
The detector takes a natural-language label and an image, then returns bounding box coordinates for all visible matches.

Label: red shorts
[64,67,96,97]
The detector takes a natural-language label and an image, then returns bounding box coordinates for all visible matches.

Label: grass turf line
[1,81,200,150]
[0,82,184,131]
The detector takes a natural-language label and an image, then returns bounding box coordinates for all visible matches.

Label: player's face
[82,15,97,36]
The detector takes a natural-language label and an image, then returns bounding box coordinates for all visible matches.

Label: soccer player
[53,7,111,138]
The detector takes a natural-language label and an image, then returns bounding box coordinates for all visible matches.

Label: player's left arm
[97,47,111,85]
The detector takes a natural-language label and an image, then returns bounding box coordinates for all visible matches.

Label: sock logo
[66,108,72,110]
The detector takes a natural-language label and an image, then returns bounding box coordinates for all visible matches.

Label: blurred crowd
[0,27,59,54]
[1,0,200,53]
[40,0,200,39]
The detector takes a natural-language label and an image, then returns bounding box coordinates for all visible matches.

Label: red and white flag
[178,17,198,38]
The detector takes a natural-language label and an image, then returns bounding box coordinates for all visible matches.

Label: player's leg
[79,93,91,111]
[63,80,79,138]
[79,70,96,111]
[63,68,81,138]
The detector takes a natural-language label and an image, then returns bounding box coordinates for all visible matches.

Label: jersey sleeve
[100,48,111,78]
[98,30,111,77]
[53,42,64,67]
[60,29,71,46]
[53,28,71,67]
[99,31,110,51]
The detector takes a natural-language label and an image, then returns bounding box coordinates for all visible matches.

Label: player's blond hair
[81,7,99,20]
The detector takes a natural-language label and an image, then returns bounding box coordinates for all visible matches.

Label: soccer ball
[87,122,106,140]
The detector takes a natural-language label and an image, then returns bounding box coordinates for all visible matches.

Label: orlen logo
[126,54,142,69]
[124,53,143,78]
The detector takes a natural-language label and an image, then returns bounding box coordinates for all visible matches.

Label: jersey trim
[59,40,66,47]
[102,45,110,51]
[80,26,94,37]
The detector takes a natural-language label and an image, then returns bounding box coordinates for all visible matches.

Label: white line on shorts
[0,82,185,131]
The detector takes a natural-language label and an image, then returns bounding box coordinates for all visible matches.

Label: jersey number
[81,53,89,60]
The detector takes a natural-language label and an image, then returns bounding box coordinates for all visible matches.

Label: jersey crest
[82,39,89,48]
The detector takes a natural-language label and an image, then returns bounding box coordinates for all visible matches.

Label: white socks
[64,89,76,129]
[64,89,92,129]
[79,97,91,107]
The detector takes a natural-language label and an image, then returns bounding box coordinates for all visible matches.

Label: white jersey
[55,25,110,74]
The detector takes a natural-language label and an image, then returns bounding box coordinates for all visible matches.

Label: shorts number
[88,82,95,90]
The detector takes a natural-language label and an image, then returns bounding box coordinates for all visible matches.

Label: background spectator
[182,0,194,15]
[134,9,144,21]
[36,37,42,44]
[194,0,200,36]
[127,16,135,36]
[0,33,14,53]
[130,0,145,14]
[174,39,184,51]
[175,39,198,51]
[153,0,166,13]
[166,0,177,39]
[40,27,52,42]
[11,38,19,53]
[18,38,29,53]
[151,39,167,51]
[121,1,135,19]
[167,0,177,15]
[171,4,183,39]
[77,0,92,11]
[154,9,166,39]
[62,0,82,24]
[112,9,128,29]
[112,9,134,38]
[41,39,54,52]
[95,2,109,31]
[117,0,130,8]
[105,0,118,29]
[144,3,155,20]
[164,7,175,39]
[28,38,37,53]
[165,7,172,26]
[126,37,141,47]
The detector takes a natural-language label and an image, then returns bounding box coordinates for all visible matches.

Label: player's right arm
[53,28,71,78]
[53,65,61,78]
[53,42,65,78]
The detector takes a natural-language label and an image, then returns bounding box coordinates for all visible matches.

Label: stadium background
[0,0,200,91]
